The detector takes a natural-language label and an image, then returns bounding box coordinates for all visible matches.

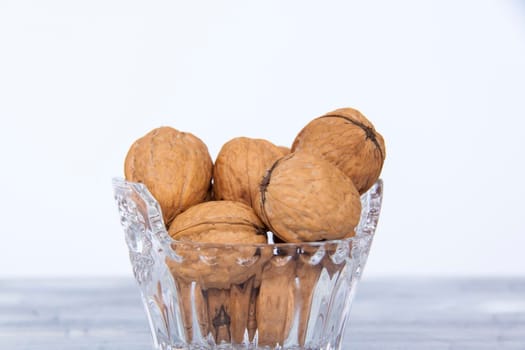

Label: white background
[0,0,524,278]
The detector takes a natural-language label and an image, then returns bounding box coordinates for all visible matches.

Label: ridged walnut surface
[292,107,386,194]
[213,137,285,209]
[256,152,362,242]
[168,200,266,244]
[124,126,213,226]
[167,200,268,288]
[277,145,291,155]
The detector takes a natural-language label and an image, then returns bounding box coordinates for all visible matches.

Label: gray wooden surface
[1,278,524,349]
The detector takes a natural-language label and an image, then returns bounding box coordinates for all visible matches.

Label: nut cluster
[123,107,385,345]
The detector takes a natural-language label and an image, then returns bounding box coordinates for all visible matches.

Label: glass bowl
[112,178,383,350]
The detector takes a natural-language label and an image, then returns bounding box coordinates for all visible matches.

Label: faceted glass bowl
[112,178,383,350]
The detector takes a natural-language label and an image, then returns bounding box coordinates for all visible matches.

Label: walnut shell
[167,201,269,289]
[292,107,386,194]
[213,137,284,209]
[124,126,212,226]
[168,200,267,243]
[277,145,291,155]
[167,201,269,344]
[256,152,361,242]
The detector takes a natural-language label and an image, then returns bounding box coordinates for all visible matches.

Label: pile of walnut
[124,107,385,345]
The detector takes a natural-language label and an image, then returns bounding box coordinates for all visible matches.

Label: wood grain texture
[1,278,524,349]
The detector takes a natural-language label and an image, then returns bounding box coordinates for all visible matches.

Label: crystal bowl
[112,178,383,350]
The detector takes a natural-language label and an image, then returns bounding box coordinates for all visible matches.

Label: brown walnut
[277,145,291,155]
[168,200,267,244]
[213,137,284,209]
[256,152,361,242]
[292,107,386,194]
[166,201,271,344]
[124,126,212,226]
[167,201,268,288]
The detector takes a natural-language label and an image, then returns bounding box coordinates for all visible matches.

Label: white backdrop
[0,1,524,278]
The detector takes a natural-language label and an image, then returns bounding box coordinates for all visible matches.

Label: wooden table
[1,278,524,349]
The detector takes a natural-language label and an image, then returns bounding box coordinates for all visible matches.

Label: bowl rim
[167,234,372,249]
[112,177,381,249]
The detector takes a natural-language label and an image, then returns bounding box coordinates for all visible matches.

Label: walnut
[256,152,361,242]
[213,137,284,209]
[166,200,271,344]
[124,126,212,226]
[292,107,386,194]
[167,200,268,288]
[277,145,291,155]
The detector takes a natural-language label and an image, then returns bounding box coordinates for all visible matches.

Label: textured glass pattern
[113,178,383,350]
